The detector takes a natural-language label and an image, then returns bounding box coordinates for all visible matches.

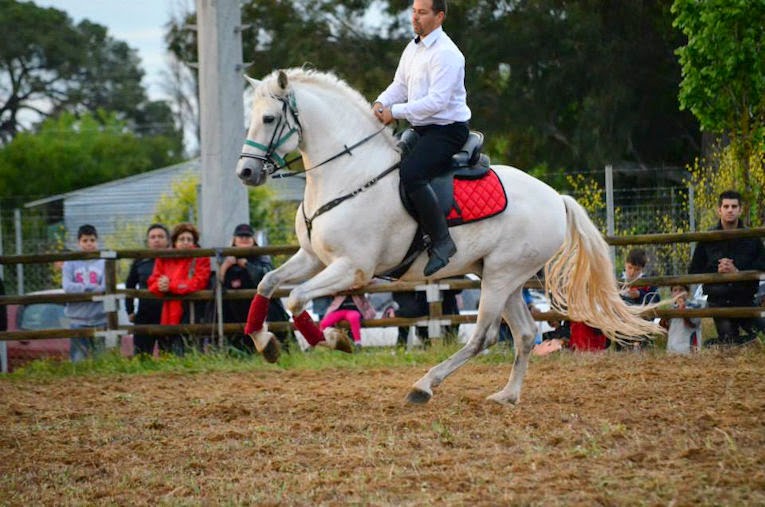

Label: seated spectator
[218,223,290,353]
[617,248,659,350]
[569,322,608,352]
[148,223,211,355]
[620,248,659,305]
[125,223,170,357]
[659,284,701,354]
[319,293,376,349]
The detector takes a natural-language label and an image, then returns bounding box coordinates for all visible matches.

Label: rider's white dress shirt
[375,26,471,127]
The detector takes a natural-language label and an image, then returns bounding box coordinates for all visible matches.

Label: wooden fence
[0,227,763,351]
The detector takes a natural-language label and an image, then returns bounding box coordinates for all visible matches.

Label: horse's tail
[544,195,664,343]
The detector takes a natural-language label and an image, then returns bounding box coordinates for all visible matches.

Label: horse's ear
[278,70,288,90]
[244,75,261,88]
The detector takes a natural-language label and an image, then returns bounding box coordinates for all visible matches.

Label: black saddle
[397,129,491,216]
[378,130,491,279]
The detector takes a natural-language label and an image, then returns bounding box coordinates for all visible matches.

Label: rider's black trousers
[400,122,469,192]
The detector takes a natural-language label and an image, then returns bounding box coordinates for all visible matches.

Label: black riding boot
[409,184,457,277]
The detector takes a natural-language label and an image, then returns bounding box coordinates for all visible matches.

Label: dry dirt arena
[2,348,764,506]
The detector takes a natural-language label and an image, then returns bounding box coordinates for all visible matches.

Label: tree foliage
[153,171,293,250]
[672,0,765,145]
[0,111,183,203]
[673,0,765,225]
[0,0,181,146]
[166,0,699,176]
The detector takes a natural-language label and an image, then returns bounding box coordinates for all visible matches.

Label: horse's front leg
[245,248,324,362]
[285,257,372,354]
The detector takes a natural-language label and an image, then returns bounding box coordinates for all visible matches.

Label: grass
[4,338,517,380]
[7,330,761,381]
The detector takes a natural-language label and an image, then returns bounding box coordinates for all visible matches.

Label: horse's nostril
[241,168,252,179]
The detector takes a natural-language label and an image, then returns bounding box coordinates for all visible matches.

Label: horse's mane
[258,68,373,114]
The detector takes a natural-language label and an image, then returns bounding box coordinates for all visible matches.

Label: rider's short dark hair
[432,0,447,15]
[718,190,742,206]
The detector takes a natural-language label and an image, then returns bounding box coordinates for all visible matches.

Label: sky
[33,0,194,102]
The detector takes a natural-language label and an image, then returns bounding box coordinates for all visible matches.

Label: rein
[240,91,388,179]
[301,162,400,239]
[240,86,400,240]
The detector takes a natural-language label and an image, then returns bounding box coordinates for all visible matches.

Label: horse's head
[237,70,302,187]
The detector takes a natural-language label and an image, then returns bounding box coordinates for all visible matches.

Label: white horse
[236,68,661,405]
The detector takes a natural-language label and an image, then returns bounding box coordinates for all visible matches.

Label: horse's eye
[263,115,275,124]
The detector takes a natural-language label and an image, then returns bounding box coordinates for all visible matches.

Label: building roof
[24,159,306,248]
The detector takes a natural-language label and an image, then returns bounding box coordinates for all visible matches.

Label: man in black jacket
[689,190,765,345]
[125,224,170,355]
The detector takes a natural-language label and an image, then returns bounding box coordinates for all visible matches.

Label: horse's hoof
[405,388,432,405]
[486,392,518,406]
[261,337,281,363]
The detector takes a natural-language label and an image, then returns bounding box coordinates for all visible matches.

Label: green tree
[0,0,181,145]
[154,171,294,252]
[0,111,183,203]
[673,0,765,224]
[167,0,698,179]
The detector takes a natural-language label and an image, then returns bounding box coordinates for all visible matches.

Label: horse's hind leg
[406,282,511,405]
[486,291,538,405]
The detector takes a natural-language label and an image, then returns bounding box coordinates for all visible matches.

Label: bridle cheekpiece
[240,91,302,175]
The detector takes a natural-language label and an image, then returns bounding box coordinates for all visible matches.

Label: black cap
[233,223,254,237]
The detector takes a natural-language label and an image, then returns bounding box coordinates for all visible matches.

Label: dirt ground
[2,347,764,506]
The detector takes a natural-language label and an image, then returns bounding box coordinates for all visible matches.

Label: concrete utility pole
[196,0,249,247]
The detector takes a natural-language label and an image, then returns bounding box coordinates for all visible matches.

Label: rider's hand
[372,102,385,122]
[373,102,394,124]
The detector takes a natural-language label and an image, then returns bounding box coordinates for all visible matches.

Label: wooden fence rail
[0,228,763,345]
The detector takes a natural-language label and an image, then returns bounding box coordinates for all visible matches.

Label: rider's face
[412,0,444,38]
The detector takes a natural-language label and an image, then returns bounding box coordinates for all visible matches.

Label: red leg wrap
[293,310,324,347]
[244,294,270,335]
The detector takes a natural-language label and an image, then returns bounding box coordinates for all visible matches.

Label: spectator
[620,248,659,305]
[569,322,607,352]
[616,248,659,350]
[148,223,211,355]
[218,223,290,353]
[0,274,6,332]
[393,289,460,347]
[659,284,701,354]
[689,190,765,346]
[319,293,376,350]
[62,224,106,362]
[124,223,170,356]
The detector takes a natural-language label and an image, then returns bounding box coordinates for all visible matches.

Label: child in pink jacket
[319,294,376,348]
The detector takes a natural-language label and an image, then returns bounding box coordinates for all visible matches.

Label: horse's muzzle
[236,158,267,186]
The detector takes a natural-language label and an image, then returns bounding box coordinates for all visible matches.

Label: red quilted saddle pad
[446,169,507,226]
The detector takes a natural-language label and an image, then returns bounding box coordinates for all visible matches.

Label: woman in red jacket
[148,223,211,355]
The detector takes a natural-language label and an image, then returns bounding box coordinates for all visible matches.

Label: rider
[373,0,470,277]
